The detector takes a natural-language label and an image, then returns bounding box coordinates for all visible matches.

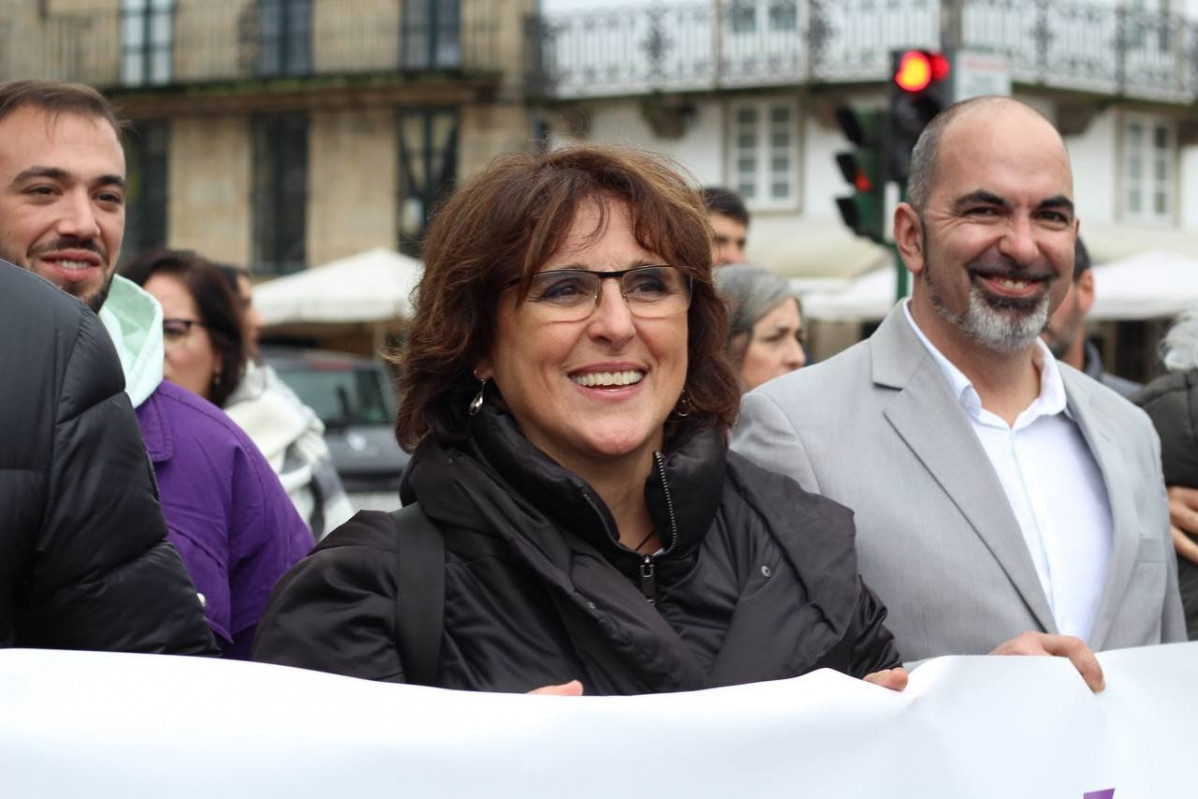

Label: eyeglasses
[517,265,692,322]
[163,318,207,341]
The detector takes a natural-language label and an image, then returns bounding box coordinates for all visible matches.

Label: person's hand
[862,667,908,691]
[990,632,1104,693]
[527,680,584,696]
[1167,486,1198,564]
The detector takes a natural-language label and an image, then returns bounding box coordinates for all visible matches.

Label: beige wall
[307,109,398,266]
[313,0,399,73]
[459,103,533,180]
[174,0,250,82]
[167,116,252,266]
[478,0,536,96]
[46,0,116,12]
[1,0,120,85]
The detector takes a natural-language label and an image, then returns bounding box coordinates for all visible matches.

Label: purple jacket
[136,381,313,658]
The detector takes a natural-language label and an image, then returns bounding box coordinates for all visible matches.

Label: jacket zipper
[641,451,679,606]
[574,453,678,607]
[640,557,657,606]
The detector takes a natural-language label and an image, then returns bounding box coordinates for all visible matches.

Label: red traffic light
[894,50,949,93]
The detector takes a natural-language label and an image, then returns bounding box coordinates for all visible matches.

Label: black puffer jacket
[1133,370,1198,640]
[253,404,900,693]
[0,263,215,653]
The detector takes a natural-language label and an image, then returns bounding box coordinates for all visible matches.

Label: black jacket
[0,263,215,653]
[1133,370,1198,639]
[253,404,900,694]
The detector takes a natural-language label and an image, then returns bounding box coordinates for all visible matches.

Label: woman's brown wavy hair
[392,145,739,451]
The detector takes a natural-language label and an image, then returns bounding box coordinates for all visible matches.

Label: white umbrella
[1089,250,1198,320]
[254,248,423,326]
[802,266,904,322]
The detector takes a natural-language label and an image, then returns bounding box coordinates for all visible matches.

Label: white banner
[2,643,1196,798]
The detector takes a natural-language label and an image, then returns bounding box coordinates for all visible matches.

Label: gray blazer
[732,305,1185,663]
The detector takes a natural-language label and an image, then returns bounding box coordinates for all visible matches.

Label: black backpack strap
[388,503,445,686]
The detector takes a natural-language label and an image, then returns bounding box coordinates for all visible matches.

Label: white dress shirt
[902,301,1112,641]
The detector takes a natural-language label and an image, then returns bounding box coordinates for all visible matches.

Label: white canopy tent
[254,248,423,326]
[801,267,900,323]
[802,250,1198,323]
[1088,250,1198,320]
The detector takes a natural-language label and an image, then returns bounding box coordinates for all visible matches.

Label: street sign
[951,51,1011,101]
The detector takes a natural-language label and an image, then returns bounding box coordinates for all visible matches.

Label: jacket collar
[98,275,164,409]
[402,404,727,560]
[868,303,1060,634]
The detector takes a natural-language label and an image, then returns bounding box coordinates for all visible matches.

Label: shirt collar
[901,299,1071,425]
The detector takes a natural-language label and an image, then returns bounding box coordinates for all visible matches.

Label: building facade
[1,0,537,274]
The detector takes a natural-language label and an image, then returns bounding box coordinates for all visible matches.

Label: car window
[274,365,396,427]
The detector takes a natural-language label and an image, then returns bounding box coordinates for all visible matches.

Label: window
[729,99,798,210]
[727,0,798,34]
[121,0,174,86]
[768,0,798,31]
[122,121,170,263]
[251,114,308,275]
[1122,114,1175,225]
[257,0,311,77]
[1126,0,1173,52]
[396,108,459,256]
[729,1,756,34]
[402,0,461,70]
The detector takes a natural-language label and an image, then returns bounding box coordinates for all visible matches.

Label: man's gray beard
[929,276,1051,355]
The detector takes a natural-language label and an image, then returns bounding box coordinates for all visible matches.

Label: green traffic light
[833,105,888,245]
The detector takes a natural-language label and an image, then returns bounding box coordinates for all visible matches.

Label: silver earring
[212,371,222,387]
[672,390,690,418]
[468,378,488,416]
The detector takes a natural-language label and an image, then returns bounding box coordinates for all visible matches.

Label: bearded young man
[0,80,312,657]
[732,97,1183,684]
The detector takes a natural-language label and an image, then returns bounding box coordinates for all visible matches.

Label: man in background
[701,186,750,266]
[1041,237,1140,397]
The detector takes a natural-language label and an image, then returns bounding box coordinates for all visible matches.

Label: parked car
[263,347,409,493]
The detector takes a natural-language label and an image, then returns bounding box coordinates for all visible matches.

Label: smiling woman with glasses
[253,146,905,695]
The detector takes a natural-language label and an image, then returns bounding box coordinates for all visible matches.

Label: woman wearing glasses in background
[122,250,313,658]
[252,146,905,694]
[124,253,245,407]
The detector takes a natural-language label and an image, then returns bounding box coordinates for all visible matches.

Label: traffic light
[833,105,887,244]
[889,49,951,183]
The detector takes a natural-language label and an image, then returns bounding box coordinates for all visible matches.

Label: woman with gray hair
[714,264,806,392]
[1132,307,1198,640]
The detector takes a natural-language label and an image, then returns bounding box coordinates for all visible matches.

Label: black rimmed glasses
[518,265,692,322]
[163,318,207,341]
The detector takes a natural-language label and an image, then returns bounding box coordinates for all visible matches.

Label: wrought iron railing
[962,0,1198,101]
[527,0,1198,103]
[0,0,502,90]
